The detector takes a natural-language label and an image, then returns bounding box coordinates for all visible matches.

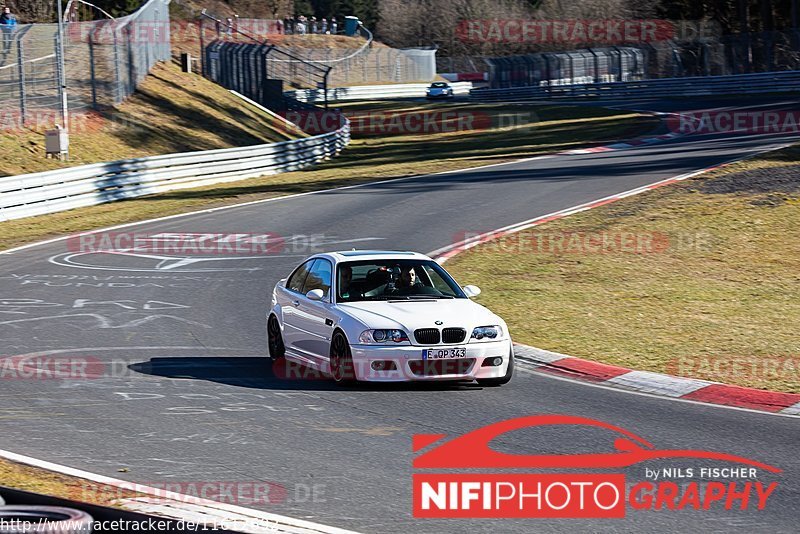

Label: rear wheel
[267,315,285,361]
[0,506,93,533]
[477,347,514,387]
[330,331,356,385]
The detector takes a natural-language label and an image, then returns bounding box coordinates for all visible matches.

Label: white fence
[0,121,350,222]
[286,82,474,104]
[470,70,800,101]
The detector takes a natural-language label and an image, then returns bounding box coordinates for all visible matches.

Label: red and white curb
[0,449,360,534]
[559,131,683,154]
[513,344,800,416]
[558,111,690,155]
[431,142,798,416]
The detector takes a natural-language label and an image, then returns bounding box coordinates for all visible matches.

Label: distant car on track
[267,250,513,385]
[425,82,454,99]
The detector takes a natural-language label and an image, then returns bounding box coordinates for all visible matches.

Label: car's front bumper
[349,339,512,382]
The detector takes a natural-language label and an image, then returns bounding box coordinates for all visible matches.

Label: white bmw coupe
[267,250,514,385]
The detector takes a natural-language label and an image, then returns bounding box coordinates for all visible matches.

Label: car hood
[338,299,502,334]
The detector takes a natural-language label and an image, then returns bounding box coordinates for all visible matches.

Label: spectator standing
[296,15,306,35]
[320,18,328,35]
[330,18,337,35]
[0,6,16,54]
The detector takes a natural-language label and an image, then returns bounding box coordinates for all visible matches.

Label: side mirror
[306,288,325,301]
[463,285,481,298]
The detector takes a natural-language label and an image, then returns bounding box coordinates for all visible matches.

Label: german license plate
[423,347,467,360]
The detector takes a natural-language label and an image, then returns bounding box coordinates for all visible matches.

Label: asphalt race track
[1,98,799,533]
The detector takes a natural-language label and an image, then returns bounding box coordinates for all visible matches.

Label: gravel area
[701,164,800,195]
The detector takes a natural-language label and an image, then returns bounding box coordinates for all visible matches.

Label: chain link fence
[204,40,331,110]
[0,0,170,130]
[483,30,800,88]
[278,46,437,86]
[198,15,436,89]
[485,47,645,88]
[199,12,331,111]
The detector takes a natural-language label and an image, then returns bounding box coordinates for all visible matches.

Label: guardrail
[0,119,350,222]
[470,71,800,101]
[286,82,474,104]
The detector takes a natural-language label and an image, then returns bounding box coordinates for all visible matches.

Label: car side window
[303,259,333,299]
[286,260,314,293]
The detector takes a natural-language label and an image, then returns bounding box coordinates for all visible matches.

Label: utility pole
[56,0,70,156]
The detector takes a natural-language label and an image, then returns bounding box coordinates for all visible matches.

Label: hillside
[0,61,302,177]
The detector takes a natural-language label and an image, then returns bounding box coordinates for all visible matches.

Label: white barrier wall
[286,82,474,103]
[0,121,350,222]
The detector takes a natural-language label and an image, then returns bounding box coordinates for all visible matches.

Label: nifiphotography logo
[412,416,780,518]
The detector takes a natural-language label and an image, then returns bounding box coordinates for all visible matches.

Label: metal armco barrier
[286,82,474,103]
[0,120,350,222]
[470,70,800,101]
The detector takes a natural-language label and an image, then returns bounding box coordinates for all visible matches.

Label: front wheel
[267,315,285,361]
[477,347,514,387]
[330,331,356,385]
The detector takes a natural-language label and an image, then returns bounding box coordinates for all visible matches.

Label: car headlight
[359,329,410,344]
[470,325,503,341]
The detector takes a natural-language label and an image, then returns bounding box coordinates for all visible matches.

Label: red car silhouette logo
[413,415,780,472]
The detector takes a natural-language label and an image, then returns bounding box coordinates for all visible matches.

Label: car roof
[319,250,433,262]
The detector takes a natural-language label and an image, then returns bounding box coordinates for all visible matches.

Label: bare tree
[377,0,659,57]
[8,0,56,23]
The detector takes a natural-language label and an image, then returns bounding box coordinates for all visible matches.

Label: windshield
[336,259,466,302]
[430,82,448,88]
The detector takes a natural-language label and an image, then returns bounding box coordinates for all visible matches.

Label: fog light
[371,361,397,371]
[481,357,504,367]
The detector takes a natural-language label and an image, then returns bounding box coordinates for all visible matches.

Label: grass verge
[0,457,138,507]
[445,143,800,393]
[0,102,655,251]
